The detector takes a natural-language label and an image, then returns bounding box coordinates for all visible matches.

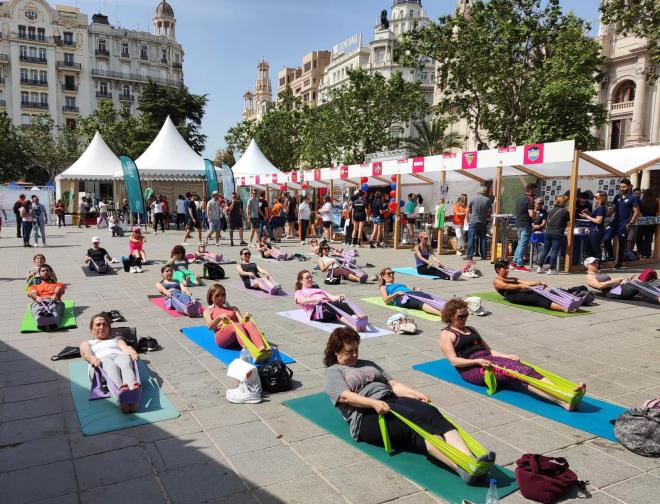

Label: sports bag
[204,262,225,280]
[387,313,417,334]
[515,454,583,503]
[51,346,81,361]
[639,268,658,282]
[614,408,660,457]
[258,349,293,393]
[112,326,138,351]
[566,285,595,306]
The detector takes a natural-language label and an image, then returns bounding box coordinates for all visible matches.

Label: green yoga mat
[20,300,77,333]
[69,360,180,435]
[284,393,518,502]
[361,296,441,321]
[470,292,588,317]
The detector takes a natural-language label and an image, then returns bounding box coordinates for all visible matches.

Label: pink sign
[524,144,544,164]
[272,174,278,184]
[291,171,298,183]
[442,153,457,159]
[314,169,321,181]
[340,165,349,179]
[372,162,383,177]
[462,151,478,169]
[255,175,260,185]
[412,157,425,173]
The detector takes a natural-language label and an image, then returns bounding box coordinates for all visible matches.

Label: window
[29,47,37,58]
[38,48,46,61]
[121,42,129,57]
[64,75,75,89]
[279,77,285,86]
[37,28,45,41]
[375,48,385,63]
[25,10,37,21]
[613,80,635,103]
[141,45,148,60]
[161,48,167,63]
[303,79,310,87]
[63,31,73,44]
[22,114,31,126]
[304,61,311,72]
[39,70,47,83]
[98,39,106,52]
[303,93,309,102]
[20,69,28,80]
[29,69,37,81]
[28,26,35,40]
[99,82,108,94]
[610,118,630,149]
[18,25,26,38]
[122,84,130,97]
[39,93,48,105]
[64,53,74,64]
[65,96,76,107]
[19,46,27,57]
[420,72,427,81]
[410,9,414,17]
[21,91,29,103]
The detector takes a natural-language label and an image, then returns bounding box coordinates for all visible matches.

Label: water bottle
[485,478,499,504]
[239,347,250,362]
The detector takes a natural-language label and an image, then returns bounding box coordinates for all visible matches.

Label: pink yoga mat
[148,296,204,317]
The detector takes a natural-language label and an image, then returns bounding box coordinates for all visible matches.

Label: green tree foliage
[224,119,257,156]
[600,0,658,81]
[0,112,31,181]
[213,148,236,167]
[138,81,208,153]
[397,0,607,150]
[77,99,142,158]
[405,117,463,156]
[21,115,80,181]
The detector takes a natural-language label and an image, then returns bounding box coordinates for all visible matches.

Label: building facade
[277,50,330,107]
[0,0,184,128]
[242,59,272,122]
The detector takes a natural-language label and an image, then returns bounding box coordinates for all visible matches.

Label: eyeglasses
[242,252,251,257]
[456,313,469,320]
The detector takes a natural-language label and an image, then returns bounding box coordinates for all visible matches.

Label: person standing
[31,195,48,247]
[270,197,284,242]
[228,192,246,246]
[451,194,468,255]
[605,178,640,269]
[464,187,492,261]
[350,191,367,247]
[286,195,297,239]
[404,193,420,244]
[54,199,66,228]
[182,193,202,245]
[536,195,570,274]
[580,190,607,260]
[97,199,109,228]
[320,194,334,243]
[247,190,260,246]
[635,189,658,259]
[78,197,90,228]
[258,192,273,240]
[175,194,186,230]
[369,192,385,248]
[152,195,165,234]
[162,195,170,230]
[512,183,538,271]
[205,191,222,245]
[20,200,34,247]
[298,195,311,245]
[13,194,26,238]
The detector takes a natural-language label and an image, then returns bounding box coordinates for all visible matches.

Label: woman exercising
[236,248,279,293]
[378,267,444,316]
[584,257,659,304]
[318,243,364,283]
[413,232,453,280]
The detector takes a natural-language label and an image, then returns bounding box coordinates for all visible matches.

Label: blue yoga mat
[392,267,440,280]
[69,360,180,436]
[412,359,626,442]
[180,326,295,365]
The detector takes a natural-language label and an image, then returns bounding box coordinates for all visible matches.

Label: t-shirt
[187,200,198,220]
[207,199,221,220]
[467,195,492,225]
[87,247,108,264]
[372,200,383,217]
[575,201,592,217]
[515,194,534,229]
[247,197,260,219]
[533,208,547,227]
[299,202,311,220]
[320,202,333,222]
[229,199,243,219]
[28,281,65,298]
[612,193,640,225]
[271,202,283,217]
[295,287,331,316]
[324,360,393,440]
[98,201,108,214]
[89,337,123,359]
[258,199,269,220]
[452,203,467,225]
[545,207,570,236]
[352,197,367,219]
[152,202,163,214]
[175,199,186,214]
[590,206,606,231]
[404,199,416,216]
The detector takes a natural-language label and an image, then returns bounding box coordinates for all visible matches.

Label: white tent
[232,139,285,188]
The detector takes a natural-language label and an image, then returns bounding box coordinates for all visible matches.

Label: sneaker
[135,266,143,273]
[146,337,160,351]
[226,380,262,404]
[300,241,306,245]
[513,265,530,272]
[546,269,558,275]
[456,250,462,255]
[536,266,544,273]
[181,242,190,246]
[129,266,137,273]
[240,241,248,246]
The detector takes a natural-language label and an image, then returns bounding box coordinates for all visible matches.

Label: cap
[91,236,100,243]
[583,257,599,267]
[478,186,489,195]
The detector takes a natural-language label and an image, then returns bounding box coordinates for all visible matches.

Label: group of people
[12,193,49,247]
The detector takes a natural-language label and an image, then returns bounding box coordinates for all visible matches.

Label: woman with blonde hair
[536,195,570,275]
[413,232,458,280]
[580,190,608,260]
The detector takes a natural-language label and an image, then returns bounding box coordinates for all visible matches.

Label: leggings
[88,353,136,388]
[393,291,432,310]
[127,255,142,267]
[314,301,355,322]
[57,213,65,227]
[300,219,309,241]
[501,290,553,309]
[358,396,454,455]
[604,283,658,303]
[458,350,543,388]
[584,228,605,260]
[154,213,165,232]
[30,300,64,325]
[214,319,266,349]
[416,264,450,280]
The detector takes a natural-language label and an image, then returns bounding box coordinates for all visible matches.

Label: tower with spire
[242,59,273,122]
[153,0,176,37]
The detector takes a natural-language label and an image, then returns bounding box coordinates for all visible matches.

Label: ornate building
[242,59,272,122]
[0,0,184,128]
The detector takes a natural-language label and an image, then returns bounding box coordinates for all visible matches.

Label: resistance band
[219,317,272,362]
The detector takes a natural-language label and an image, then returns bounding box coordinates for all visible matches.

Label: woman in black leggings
[324,327,495,484]
[413,232,451,279]
[492,260,568,312]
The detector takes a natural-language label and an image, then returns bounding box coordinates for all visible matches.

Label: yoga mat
[180,326,295,365]
[392,267,441,280]
[81,266,118,276]
[412,359,626,442]
[469,292,588,317]
[361,296,441,321]
[147,295,204,318]
[228,279,289,298]
[69,359,180,436]
[284,392,518,502]
[20,300,77,333]
[276,310,393,340]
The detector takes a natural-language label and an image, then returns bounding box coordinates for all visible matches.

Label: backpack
[639,269,658,283]
[258,349,293,393]
[614,408,660,457]
[515,454,584,503]
[324,274,341,285]
[204,262,225,280]
[566,285,596,306]
[112,326,138,351]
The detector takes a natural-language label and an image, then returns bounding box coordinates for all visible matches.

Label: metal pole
[564,151,580,273]
[437,170,446,255]
[394,174,401,249]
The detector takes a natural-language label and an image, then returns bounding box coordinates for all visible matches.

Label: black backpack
[112,326,138,351]
[258,359,293,393]
[204,263,225,280]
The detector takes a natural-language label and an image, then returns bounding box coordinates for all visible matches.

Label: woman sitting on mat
[257,235,287,260]
[584,257,659,304]
[492,260,571,313]
[378,267,444,316]
[155,265,193,302]
[318,243,365,283]
[413,232,454,280]
[128,226,147,263]
[79,313,140,414]
[167,245,200,286]
[324,326,495,484]
[26,253,57,285]
[439,299,586,411]
[203,283,270,358]
[236,248,279,293]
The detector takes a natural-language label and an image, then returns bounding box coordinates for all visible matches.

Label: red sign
[524,143,544,164]
[340,165,349,179]
[461,151,478,169]
[255,175,260,185]
[272,174,278,184]
[372,162,383,177]
[498,146,517,153]
[442,153,456,159]
[314,169,321,181]
[412,157,425,173]
[291,171,298,183]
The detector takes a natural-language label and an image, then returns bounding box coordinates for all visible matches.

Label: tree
[224,119,257,156]
[299,103,342,168]
[600,0,658,82]
[213,148,236,167]
[138,81,208,153]
[397,0,607,150]
[0,112,31,181]
[77,99,143,158]
[21,115,80,181]
[405,118,463,156]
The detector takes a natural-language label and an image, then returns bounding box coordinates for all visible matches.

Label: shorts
[406,216,416,224]
[322,220,333,229]
[209,219,222,232]
[353,215,366,223]
[250,217,259,228]
[187,220,201,231]
[230,216,243,230]
[373,216,383,225]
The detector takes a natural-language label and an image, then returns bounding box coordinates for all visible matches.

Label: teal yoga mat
[284,392,518,503]
[392,267,441,280]
[69,360,180,435]
[413,359,626,442]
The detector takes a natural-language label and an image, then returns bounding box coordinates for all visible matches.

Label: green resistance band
[224,318,272,362]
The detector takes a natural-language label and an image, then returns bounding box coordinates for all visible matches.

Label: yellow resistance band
[221,318,272,361]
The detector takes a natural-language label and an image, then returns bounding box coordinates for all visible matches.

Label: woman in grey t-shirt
[323,327,495,484]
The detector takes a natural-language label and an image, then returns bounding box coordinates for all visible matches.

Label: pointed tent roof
[56,131,123,180]
[135,116,206,180]
[231,139,284,178]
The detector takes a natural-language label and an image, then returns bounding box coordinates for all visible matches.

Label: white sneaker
[129,266,137,273]
[536,266,544,273]
[456,250,462,255]
[226,380,262,404]
[300,241,306,245]
[546,269,558,275]
[135,266,143,273]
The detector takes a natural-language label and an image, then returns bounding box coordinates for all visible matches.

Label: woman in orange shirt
[452,194,468,255]
[270,198,284,242]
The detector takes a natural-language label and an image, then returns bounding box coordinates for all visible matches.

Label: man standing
[182,193,202,245]
[13,194,26,238]
[247,190,260,246]
[228,192,246,246]
[258,192,273,240]
[78,197,90,228]
[31,195,48,247]
[605,178,640,269]
[512,183,537,271]
[464,186,492,261]
[205,191,222,245]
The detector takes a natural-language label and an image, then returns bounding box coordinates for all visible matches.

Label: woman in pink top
[128,226,147,262]
[295,269,359,323]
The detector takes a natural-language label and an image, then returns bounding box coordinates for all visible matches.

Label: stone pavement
[1,223,658,504]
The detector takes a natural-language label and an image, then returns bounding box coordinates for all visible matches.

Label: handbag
[386,313,417,334]
[258,348,293,393]
[515,454,584,503]
[51,346,81,361]
[112,326,138,351]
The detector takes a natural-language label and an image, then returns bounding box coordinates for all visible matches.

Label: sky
[70,0,602,158]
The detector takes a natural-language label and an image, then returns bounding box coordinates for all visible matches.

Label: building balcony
[19,55,47,65]
[62,39,76,48]
[96,91,112,99]
[62,84,78,92]
[57,61,82,71]
[95,48,110,57]
[63,105,79,113]
[20,78,48,87]
[160,58,168,64]
[17,33,52,43]
[611,100,634,114]
[173,61,182,69]
[21,101,49,110]
[0,54,8,63]
[91,68,183,87]
[119,93,134,102]
[0,100,5,107]
[120,52,130,59]
[140,54,149,61]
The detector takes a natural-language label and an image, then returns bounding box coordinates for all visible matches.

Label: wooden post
[394,174,402,249]
[437,170,446,255]
[564,151,580,273]
[490,166,503,261]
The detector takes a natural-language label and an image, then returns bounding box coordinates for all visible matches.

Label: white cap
[91,236,100,243]
[583,257,599,267]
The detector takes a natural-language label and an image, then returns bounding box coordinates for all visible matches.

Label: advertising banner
[204,159,220,194]
[119,156,144,214]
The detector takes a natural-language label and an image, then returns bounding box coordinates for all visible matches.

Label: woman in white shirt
[298,196,312,244]
[152,196,165,234]
[320,195,334,242]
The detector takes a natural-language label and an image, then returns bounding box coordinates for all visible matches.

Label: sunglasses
[242,252,251,256]
[456,313,469,320]
[383,271,393,275]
